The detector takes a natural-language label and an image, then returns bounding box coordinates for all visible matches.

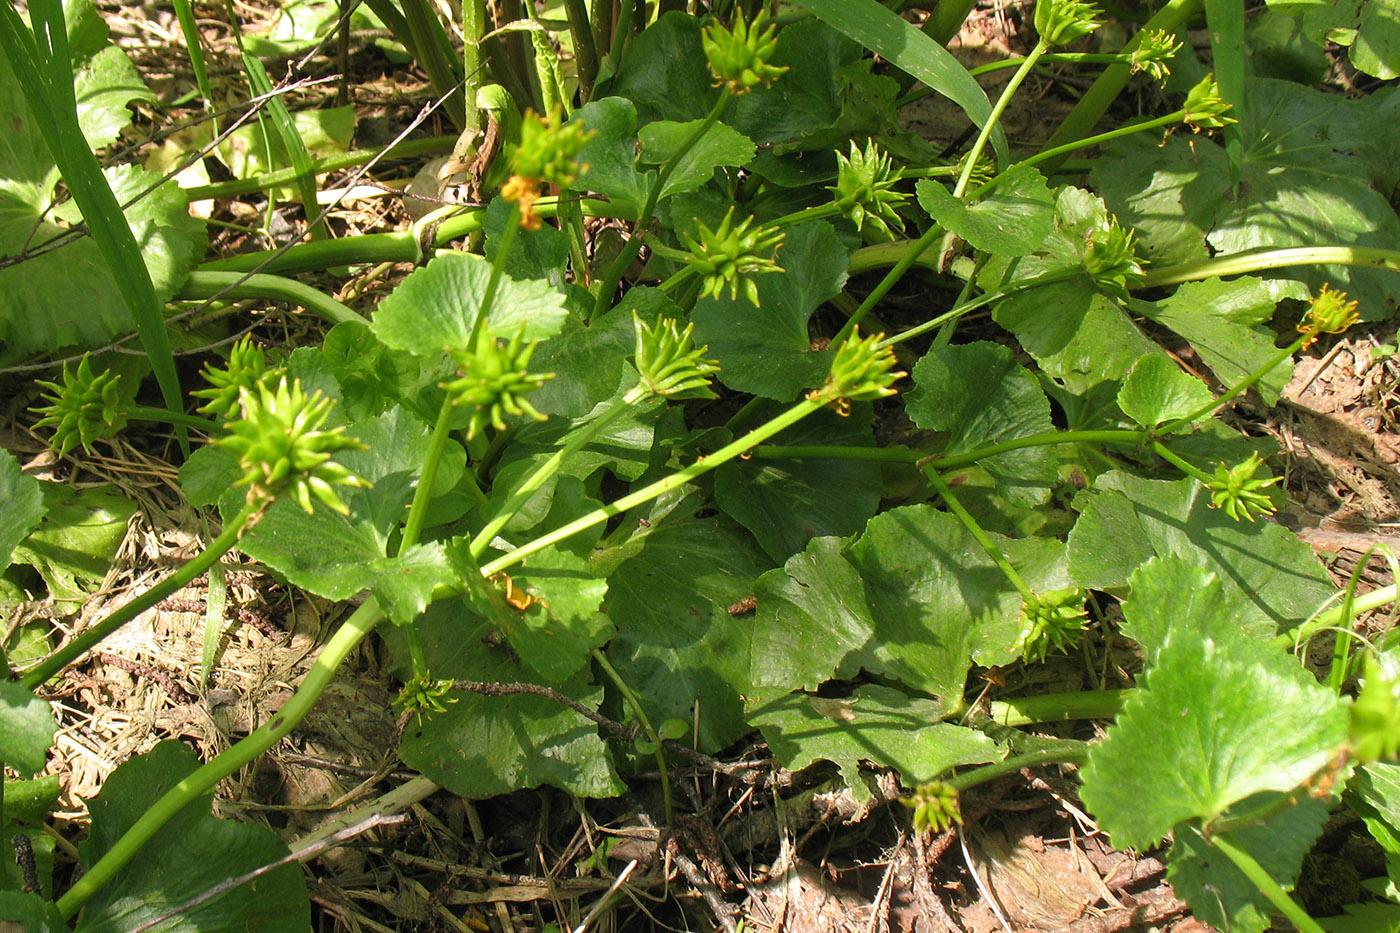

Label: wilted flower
[502,108,594,230]
[1297,284,1360,350]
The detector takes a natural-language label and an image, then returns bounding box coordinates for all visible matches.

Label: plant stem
[178,271,361,326]
[925,429,1146,472]
[55,599,385,918]
[987,690,1127,727]
[979,111,1182,195]
[20,500,260,690]
[1202,829,1326,933]
[749,445,919,462]
[1159,336,1305,435]
[590,88,734,320]
[472,201,522,350]
[953,39,1048,199]
[469,387,648,558]
[123,406,222,434]
[482,396,827,576]
[590,648,672,825]
[1037,0,1202,173]
[945,740,1089,793]
[1151,441,1215,485]
[1275,584,1398,650]
[832,222,946,344]
[1142,245,1400,289]
[401,396,460,554]
[766,202,843,230]
[186,136,455,202]
[923,465,1035,602]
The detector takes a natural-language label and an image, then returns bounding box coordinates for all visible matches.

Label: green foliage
[7,1,1400,927]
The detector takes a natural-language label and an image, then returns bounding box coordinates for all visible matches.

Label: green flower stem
[897,52,1151,109]
[472,201,522,351]
[749,445,920,463]
[977,111,1183,198]
[987,689,1127,727]
[877,269,1079,351]
[122,406,222,434]
[1199,829,1326,933]
[922,465,1035,603]
[924,429,1145,472]
[1038,0,1202,173]
[56,598,385,919]
[1159,335,1305,435]
[590,88,734,321]
[954,40,1048,199]
[21,500,261,691]
[1151,441,1215,485]
[1142,245,1400,289]
[1330,552,1376,691]
[178,271,361,327]
[469,386,648,559]
[197,198,631,276]
[400,396,460,554]
[765,202,843,230]
[1275,583,1398,650]
[945,740,1089,793]
[482,396,828,577]
[590,647,672,825]
[831,221,946,345]
[185,135,456,202]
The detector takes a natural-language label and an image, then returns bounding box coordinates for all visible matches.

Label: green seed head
[702,9,787,94]
[193,335,283,421]
[31,355,127,458]
[1083,215,1145,299]
[681,208,785,306]
[442,324,554,440]
[1034,0,1103,47]
[1206,453,1281,522]
[1014,588,1089,663]
[904,782,962,833]
[1182,74,1236,130]
[828,139,908,241]
[810,328,906,414]
[1130,29,1182,82]
[632,313,721,400]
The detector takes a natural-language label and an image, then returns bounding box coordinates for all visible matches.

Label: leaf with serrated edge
[1080,559,1346,851]
[749,685,999,805]
[1117,353,1215,428]
[372,252,569,358]
[1167,797,1328,933]
[845,505,1069,708]
[1068,471,1332,628]
[915,165,1054,256]
[571,97,651,205]
[907,341,1057,506]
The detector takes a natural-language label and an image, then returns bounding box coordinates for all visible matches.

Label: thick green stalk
[178,271,361,327]
[469,386,648,558]
[1275,584,1398,650]
[562,0,599,101]
[1203,830,1325,933]
[473,202,522,350]
[123,407,222,434]
[171,0,215,132]
[185,135,455,201]
[1328,553,1373,692]
[1142,245,1400,289]
[987,690,1126,727]
[21,501,261,690]
[923,466,1035,602]
[56,599,385,918]
[481,397,828,576]
[590,88,734,320]
[749,445,919,463]
[399,0,464,128]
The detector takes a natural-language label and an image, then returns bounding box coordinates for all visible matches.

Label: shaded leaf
[571,96,651,205]
[845,505,1069,708]
[715,404,882,561]
[76,741,308,933]
[691,221,846,399]
[11,483,136,609]
[602,492,771,751]
[907,341,1057,506]
[601,12,717,123]
[1067,471,1333,628]
[749,685,999,803]
[0,447,44,570]
[1168,799,1329,933]
[0,681,54,775]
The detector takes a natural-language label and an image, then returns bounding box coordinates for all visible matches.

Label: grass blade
[0,0,186,447]
[792,0,1006,162]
